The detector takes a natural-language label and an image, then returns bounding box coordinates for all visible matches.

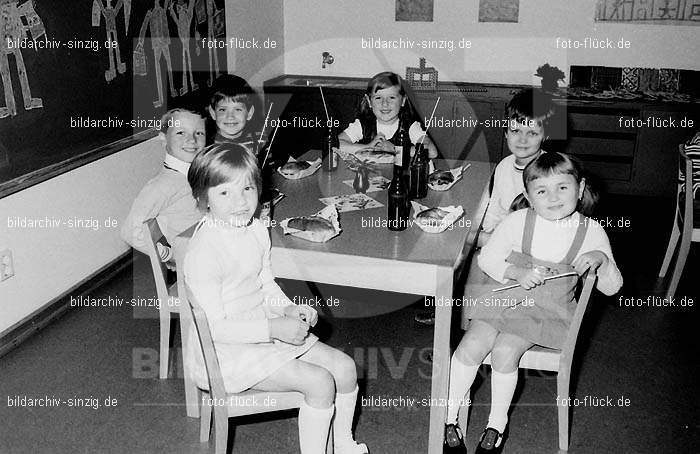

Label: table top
[270,151,493,269]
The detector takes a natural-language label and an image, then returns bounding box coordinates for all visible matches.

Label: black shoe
[443,424,467,454]
[414,309,435,326]
[474,427,505,454]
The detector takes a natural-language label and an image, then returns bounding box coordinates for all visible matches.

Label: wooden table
[269,152,492,453]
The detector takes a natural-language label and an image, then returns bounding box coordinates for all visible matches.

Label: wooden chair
[184,285,333,454]
[475,271,597,451]
[142,219,181,379]
[658,143,699,298]
[143,219,200,417]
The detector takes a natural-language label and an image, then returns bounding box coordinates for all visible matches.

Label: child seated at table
[338,71,437,158]
[121,108,206,262]
[480,88,557,242]
[415,88,559,326]
[184,143,368,454]
[443,152,622,454]
[208,74,265,155]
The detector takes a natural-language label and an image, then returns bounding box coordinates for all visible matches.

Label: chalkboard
[0,0,227,197]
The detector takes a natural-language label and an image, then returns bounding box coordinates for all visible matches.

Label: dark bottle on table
[400,117,412,171]
[409,143,429,199]
[322,125,338,171]
[387,164,409,231]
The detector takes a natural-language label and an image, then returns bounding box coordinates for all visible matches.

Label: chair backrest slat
[559,270,597,371]
[185,285,229,403]
[143,219,171,302]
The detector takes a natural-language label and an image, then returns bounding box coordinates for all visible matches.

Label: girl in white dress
[184,143,368,454]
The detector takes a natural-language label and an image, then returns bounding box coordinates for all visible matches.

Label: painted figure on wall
[92,0,132,82]
[169,0,198,95]
[205,0,219,86]
[0,0,44,118]
[136,0,177,108]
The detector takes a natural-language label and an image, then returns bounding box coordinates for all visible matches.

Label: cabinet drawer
[569,112,637,134]
[578,160,631,181]
[566,137,635,158]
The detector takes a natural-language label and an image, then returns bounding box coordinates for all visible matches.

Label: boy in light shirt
[121,108,206,262]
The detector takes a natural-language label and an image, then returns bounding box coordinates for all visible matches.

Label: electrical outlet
[0,249,14,281]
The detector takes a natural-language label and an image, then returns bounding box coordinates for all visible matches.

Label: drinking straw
[319,86,330,123]
[420,96,440,146]
[491,272,579,293]
[261,122,280,169]
[259,102,274,143]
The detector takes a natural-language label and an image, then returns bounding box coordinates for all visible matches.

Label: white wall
[0,138,163,335]
[283,0,700,85]
[225,0,285,87]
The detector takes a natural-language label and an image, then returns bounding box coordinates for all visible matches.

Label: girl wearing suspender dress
[444,152,623,454]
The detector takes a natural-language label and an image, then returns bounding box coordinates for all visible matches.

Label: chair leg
[159,313,171,379]
[326,422,334,454]
[180,324,201,418]
[666,229,692,299]
[557,374,570,451]
[200,392,212,443]
[214,408,228,454]
[659,222,680,277]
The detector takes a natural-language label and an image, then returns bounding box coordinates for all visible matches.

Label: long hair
[356,72,416,144]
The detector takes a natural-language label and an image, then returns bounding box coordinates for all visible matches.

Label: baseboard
[0,251,134,358]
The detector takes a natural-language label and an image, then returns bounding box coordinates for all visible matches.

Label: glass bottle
[322,125,338,171]
[400,118,411,171]
[387,164,409,231]
[409,143,429,199]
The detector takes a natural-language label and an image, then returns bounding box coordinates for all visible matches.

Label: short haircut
[188,143,262,212]
[522,152,598,216]
[159,108,205,134]
[505,88,556,131]
[209,74,256,110]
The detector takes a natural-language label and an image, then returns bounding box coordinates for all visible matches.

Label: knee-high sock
[299,402,334,454]
[333,386,360,448]
[487,370,518,432]
[446,355,479,425]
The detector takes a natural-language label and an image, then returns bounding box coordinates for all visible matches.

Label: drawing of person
[136,0,177,108]
[92,0,130,82]
[0,0,44,118]
[169,0,198,95]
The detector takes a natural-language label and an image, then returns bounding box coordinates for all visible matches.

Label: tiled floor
[0,195,697,453]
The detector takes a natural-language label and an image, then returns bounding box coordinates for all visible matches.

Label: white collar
[164,153,191,176]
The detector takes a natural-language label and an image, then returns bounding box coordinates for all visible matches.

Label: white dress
[183,216,317,393]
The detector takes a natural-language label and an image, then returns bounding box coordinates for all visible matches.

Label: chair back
[143,219,174,308]
[558,270,597,373]
[184,285,228,402]
[679,143,698,229]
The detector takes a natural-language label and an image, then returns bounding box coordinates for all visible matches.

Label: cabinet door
[264,88,363,161]
[454,97,503,162]
[414,93,455,159]
[634,110,699,197]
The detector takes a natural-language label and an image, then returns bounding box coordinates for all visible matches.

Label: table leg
[428,266,453,453]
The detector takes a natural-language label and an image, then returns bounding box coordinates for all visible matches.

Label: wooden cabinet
[414,93,504,162]
[264,75,699,197]
[559,103,699,196]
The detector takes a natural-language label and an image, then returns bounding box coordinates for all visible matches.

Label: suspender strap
[561,213,590,264]
[521,208,537,256]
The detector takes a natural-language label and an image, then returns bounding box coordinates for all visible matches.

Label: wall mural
[595,0,700,24]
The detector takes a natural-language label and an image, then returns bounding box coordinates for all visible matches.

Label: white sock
[446,354,479,425]
[298,402,334,454]
[333,386,367,452]
[487,370,518,433]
